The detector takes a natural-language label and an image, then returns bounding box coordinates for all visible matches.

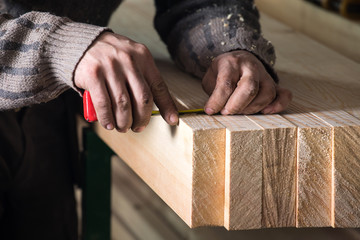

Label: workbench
[81,0,360,239]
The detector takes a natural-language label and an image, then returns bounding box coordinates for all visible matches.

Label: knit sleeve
[0,11,109,110]
[154,0,277,81]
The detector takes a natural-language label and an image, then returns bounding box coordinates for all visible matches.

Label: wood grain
[95,114,225,228]
[309,110,360,227]
[247,115,297,228]
[282,104,332,227]
[214,116,263,230]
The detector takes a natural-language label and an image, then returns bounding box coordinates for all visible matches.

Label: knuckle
[118,51,134,64]
[115,94,130,112]
[95,99,108,110]
[243,79,259,97]
[87,63,102,79]
[135,43,149,55]
[247,86,258,97]
[151,80,168,96]
[219,79,236,94]
[140,91,153,106]
[103,55,116,68]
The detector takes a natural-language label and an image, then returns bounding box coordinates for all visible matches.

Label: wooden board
[309,110,360,227]
[95,114,225,228]
[282,104,333,227]
[213,116,263,230]
[247,115,297,228]
[255,0,360,63]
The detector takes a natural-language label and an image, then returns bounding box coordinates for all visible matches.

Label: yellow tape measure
[151,108,205,115]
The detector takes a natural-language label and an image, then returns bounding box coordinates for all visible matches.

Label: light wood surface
[310,110,360,227]
[213,115,263,230]
[91,0,360,229]
[283,105,333,227]
[95,114,226,227]
[247,115,297,228]
[255,0,360,63]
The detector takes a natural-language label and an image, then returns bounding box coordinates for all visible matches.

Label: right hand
[74,32,179,132]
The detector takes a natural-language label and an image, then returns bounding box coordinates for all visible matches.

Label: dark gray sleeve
[154,0,278,81]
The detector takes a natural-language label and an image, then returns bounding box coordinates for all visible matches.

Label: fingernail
[118,128,128,133]
[106,123,114,130]
[221,109,230,115]
[134,126,145,133]
[205,108,215,115]
[170,113,179,125]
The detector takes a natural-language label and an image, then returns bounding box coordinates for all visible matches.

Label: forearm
[154,0,277,80]
[0,11,109,110]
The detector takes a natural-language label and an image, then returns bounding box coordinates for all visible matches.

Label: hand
[202,50,292,115]
[74,32,179,132]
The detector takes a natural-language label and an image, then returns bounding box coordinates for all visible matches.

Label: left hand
[202,50,292,115]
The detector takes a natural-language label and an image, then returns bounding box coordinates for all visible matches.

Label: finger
[105,62,133,133]
[204,67,239,115]
[125,65,153,132]
[241,77,276,114]
[201,65,217,95]
[221,73,259,115]
[87,75,115,130]
[262,86,293,114]
[145,64,178,126]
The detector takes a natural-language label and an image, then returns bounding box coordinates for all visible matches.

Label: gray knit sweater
[0,0,276,110]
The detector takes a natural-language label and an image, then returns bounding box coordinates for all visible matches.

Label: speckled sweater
[0,0,276,110]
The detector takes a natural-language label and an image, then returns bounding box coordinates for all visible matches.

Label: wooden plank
[282,104,332,227]
[213,115,263,230]
[246,115,297,228]
[95,114,225,228]
[309,110,360,227]
[256,0,360,63]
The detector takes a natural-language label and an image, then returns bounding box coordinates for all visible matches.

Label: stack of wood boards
[94,0,360,230]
